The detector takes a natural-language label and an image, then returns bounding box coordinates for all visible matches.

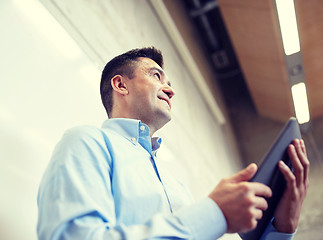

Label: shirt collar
[102,118,162,152]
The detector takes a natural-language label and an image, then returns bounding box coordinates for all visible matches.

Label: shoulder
[58,125,111,147]
[49,125,114,171]
[63,125,103,140]
[53,125,113,158]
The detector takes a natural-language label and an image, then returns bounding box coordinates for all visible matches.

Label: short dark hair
[100,47,164,116]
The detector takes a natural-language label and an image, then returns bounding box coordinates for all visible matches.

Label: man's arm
[37,127,227,240]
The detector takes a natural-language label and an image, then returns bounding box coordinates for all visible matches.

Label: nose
[163,83,175,99]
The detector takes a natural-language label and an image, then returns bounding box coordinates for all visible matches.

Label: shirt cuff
[174,198,227,240]
[260,220,295,240]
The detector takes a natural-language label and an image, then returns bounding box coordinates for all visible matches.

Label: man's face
[126,57,175,131]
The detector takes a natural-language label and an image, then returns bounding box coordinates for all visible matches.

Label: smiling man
[104,55,174,136]
[37,47,309,240]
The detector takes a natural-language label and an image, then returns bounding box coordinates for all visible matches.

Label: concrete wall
[0,0,242,239]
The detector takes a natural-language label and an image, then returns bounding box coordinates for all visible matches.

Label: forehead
[136,57,162,70]
[134,57,171,85]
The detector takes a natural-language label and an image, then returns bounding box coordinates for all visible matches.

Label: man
[37,47,309,239]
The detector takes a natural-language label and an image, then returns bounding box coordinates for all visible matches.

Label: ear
[111,75,129,96]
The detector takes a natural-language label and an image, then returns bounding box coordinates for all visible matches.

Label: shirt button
[131,137,136,142]
[140,125,145,131]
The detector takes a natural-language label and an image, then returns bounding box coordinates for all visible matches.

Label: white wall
[0,1,106,239]
[0,0,241,239]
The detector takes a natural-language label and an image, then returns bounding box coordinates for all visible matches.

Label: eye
[153,72,161,80]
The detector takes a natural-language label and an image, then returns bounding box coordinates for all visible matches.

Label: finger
[299,139,310,186]
[253,208,264,220]
[293,139,310,186]
[254,196,269,211]
[242,218,258,233]
[294,139,306,162]
[278,160,296,189]
[230,163,257,183]
[300,139,307,155]
[288,143,304,186]
[249,182,272,198]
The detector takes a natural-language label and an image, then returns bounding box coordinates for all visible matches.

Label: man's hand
[273,139,310,233]
[208,163,272,233]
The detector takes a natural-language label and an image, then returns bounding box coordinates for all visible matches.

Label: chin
[161,111,172,122]
[154,113,172,130]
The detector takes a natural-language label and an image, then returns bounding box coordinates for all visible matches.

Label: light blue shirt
[37,118,294,240]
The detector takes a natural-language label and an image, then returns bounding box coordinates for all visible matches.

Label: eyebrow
[150,67,165,76]
[149,67,172,87]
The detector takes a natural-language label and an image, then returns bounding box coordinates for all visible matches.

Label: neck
[109,114,159,138]
[110,107,169,138]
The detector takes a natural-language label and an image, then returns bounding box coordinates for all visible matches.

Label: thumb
[230,163,258,183]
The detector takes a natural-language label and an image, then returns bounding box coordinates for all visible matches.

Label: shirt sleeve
[175,197,227,239]
[259,220,295,240]
[37,127,227,240]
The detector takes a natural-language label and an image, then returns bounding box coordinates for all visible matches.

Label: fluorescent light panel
[291,83,310,124]
[275,0,300,55]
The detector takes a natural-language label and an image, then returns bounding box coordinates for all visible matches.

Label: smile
[158,97,171,109]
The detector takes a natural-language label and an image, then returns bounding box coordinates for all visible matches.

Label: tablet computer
[239,117,302,240]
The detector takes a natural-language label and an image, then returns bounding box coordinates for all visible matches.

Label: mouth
[158,97,171,110]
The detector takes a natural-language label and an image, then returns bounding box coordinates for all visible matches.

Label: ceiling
[178,0,323,124]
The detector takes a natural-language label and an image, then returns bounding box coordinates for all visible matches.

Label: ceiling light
[291,82,310,124]
[275,0,300,55]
